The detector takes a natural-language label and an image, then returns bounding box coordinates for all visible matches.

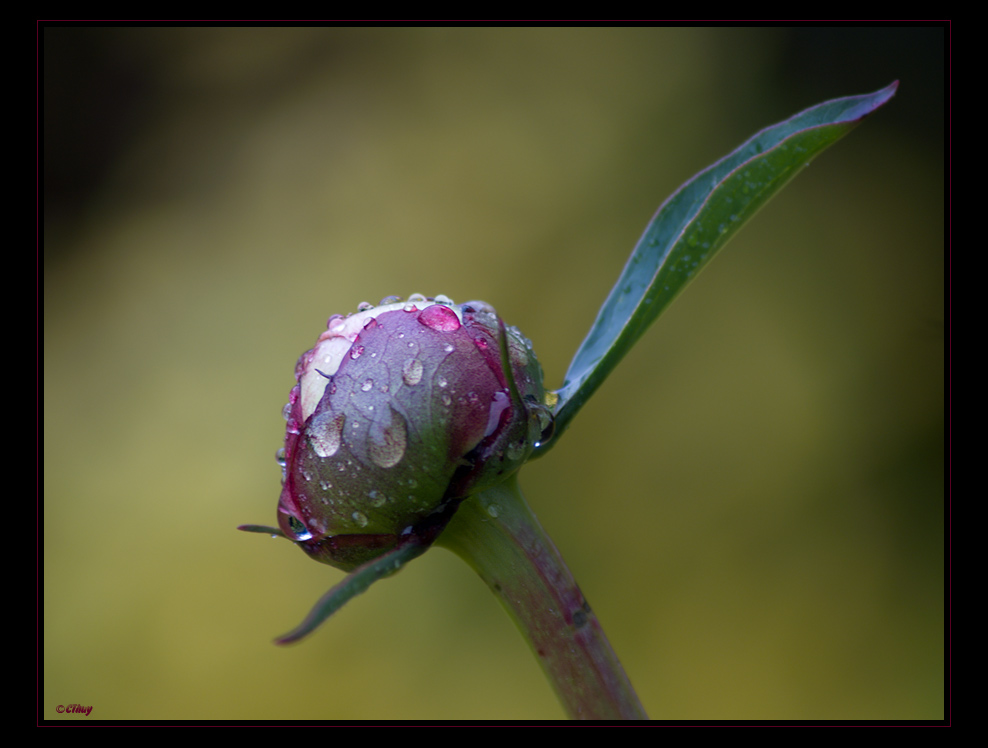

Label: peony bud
[276,294,552,571]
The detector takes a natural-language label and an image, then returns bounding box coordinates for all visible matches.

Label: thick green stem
[436,475,648,720]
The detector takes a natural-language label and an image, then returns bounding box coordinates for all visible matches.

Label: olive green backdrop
[43,26,945,720]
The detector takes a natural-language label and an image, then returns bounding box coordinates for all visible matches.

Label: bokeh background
[43,26,945,720]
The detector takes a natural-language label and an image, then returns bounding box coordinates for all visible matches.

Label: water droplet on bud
[418,304,461,332]
[357,301,374,312]
[368,407,408,469]
[402,358,424,386]
[288,515,313,541]
[351,511,369,527]
[307,412,345,458]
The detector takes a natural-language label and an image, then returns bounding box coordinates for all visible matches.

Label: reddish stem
[437,475,647,720]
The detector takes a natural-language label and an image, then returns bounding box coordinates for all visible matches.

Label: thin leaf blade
[541,82,898,451]
[274,540,428,645]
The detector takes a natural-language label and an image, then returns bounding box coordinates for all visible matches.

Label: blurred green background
[43,26,944,720]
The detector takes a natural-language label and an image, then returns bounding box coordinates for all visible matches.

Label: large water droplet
[402,358,424,386]
[357,301,374,312]
[418,304,461,332]
[275,447,286,467]
[307,411,345,458]
[368,407,407,469]
[534,405,555,448]
[288,515,313,541]
[407,293,427,303]
[351,511,369,528]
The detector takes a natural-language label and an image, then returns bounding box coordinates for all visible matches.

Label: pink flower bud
[276,294,551,571]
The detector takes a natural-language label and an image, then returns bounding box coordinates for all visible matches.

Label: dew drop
[443,343,454,353]
[380,295,402,305]
[281,402,291,421]
[288,515,313,541]
[437,375,448,388]
[407,293,427,303]
[275,448,286,467]
[351,511,369,528]
[486,503,500,518]
[434,294,454,305]
[361,379,374,392]
[307,412,345,458]
[462,300,495,314]
[368,407,408,469]
[350,344,365,360]
[402,358,424,386]
[418,303,461,332]
[357,301,374,312]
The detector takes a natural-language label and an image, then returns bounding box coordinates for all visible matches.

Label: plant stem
[436,475,648,720]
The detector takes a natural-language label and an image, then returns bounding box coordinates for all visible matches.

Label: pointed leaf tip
[238,524,289,538]
[540,82,899,452]
[274,540,430,644]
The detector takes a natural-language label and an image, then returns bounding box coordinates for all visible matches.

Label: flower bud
[276,294,552,571]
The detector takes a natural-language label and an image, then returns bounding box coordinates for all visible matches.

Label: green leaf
[539,81,898,453]
[273,539,429,645]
